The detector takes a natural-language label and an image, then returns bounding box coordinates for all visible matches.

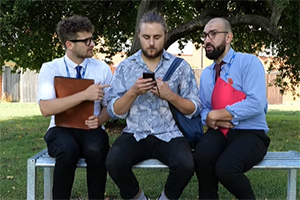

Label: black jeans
[194,129,270,200]
[105,133,194,199]
[44,126,109,200]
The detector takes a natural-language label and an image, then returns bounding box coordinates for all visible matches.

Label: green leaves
[0,0,299,97]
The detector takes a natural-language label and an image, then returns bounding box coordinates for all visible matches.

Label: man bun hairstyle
[138,11,167,34]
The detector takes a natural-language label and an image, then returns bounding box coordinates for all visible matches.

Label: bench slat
[264,151,300,159]
[27,148,300,200]
[33,149,300,169]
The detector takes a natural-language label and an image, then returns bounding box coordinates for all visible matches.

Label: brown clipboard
[54,76,94,130]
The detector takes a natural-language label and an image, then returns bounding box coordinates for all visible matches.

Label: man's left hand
[85,115,99,129]
[151,78,173,100]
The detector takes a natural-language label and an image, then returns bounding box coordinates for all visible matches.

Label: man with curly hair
[37,15,112,199]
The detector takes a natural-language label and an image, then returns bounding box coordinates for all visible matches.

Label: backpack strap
[163,57,184,81]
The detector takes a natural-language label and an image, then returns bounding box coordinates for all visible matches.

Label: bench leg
[44,167,53,200]
[287,169,297,200]
[27,159,37,200]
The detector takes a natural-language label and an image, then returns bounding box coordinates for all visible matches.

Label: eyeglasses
[69,36,94,46]
[201,31,228,41]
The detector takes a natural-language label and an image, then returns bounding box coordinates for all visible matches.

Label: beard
[205,40,226,60]
[74,47,94,59]
[141,46,164,59]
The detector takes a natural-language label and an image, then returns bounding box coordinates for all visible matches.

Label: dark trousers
[44,126,109,200]
[194,129,270,200]
[105,133,194,199]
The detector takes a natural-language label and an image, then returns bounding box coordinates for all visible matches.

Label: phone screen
[143,72,155,81]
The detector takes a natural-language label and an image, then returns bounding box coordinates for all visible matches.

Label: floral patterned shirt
[107,50,201,142]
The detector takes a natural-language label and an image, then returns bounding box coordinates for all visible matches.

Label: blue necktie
[75,66,82,79]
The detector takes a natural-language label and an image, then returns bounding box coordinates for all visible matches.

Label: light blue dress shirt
[37,55,113,129]
[199,48,269,133]
[107,50,201,142]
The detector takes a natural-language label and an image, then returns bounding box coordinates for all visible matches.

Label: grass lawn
[0,102,299,199]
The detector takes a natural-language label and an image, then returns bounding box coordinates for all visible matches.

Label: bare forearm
[113,88,138,115]
[206,109,233,129]
[167,92,195,115]
[209,109,233,121]
[40,83,108,117]
[39,91,86,117]
[98,107,111,125]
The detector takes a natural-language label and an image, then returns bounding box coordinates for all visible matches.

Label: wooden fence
[1,66,38,102]
[0,66,287,104]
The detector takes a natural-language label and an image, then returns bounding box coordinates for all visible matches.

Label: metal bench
[27,149,300,200]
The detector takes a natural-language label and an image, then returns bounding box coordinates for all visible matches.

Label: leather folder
[54,76,94,130]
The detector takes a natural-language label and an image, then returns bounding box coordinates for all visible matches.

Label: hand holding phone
[143,72,155,81]
[143,72,160,96]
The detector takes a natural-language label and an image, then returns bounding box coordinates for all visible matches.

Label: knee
[171,156,194,175]
[215,161,237,182]
[194,148,216,167]
[56,146,80,166]
[84,144,109,160]
[105,148,130,173]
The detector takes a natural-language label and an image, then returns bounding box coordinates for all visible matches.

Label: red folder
[211,77,246,135]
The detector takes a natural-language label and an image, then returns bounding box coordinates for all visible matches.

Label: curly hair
[56,15,94,48]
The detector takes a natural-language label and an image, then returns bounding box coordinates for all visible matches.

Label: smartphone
[143,72,155,81]
[142,72,159,95]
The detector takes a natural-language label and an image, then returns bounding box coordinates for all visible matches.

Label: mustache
[204,43,214,48]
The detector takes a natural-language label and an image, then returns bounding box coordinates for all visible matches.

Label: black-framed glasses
[201,31,228,41]
[69,36,94,46]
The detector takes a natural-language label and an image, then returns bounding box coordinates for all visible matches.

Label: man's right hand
[130,77,156,96]
[216,121,234,129]
[112,77,155,116]
[84,83,110,101]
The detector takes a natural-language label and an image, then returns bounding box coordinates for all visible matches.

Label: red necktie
[215,61,225,82]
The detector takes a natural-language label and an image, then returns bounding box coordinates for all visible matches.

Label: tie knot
[215,61,225,81]
[75,66,82,79]
[215,61,225,68]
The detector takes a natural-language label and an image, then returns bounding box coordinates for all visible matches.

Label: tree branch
[266,0,286,27]
[166,9,282,49]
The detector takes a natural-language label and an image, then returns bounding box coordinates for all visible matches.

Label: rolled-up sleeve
[107,63,129,120]
[225,55,267,123]
[171,60,201,119]
[199,67,213,125]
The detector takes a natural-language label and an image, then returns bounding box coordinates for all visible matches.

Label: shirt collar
[130,49,171,66]
[211,47,235,69]
[64,54,87,69]
[222,48,235,65]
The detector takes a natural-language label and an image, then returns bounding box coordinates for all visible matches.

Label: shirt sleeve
[101,64,113,107]
[181,61,201,118]
[199,68,213,126]
[226,55,268,124]
[107,62,129,119]
[169,60,201,118]
[37,62,56,104]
